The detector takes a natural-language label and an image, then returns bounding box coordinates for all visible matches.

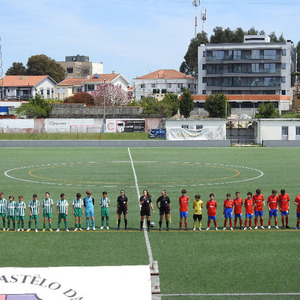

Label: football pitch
[0,146,299,299]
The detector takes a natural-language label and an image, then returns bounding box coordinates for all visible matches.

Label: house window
[282,63,286,69]
[202,64,206,70]
[87,85,94,91]
[151,84,156,88]
[282,49,286,56]
[281,77,286,83]
[202,77,206,83]
[161,89,167,94]
[203,51,206,57]
[296,127,300,140]
[178,83,183,88]
[141,84,145,88]
[47,89,50,95]
[181,125,189,129]
[282,126,288,140]
[67,67,73,73]
[202,90,206,94]
[196,125,203,130]
[282,90,286,95]
[168,84,172,88]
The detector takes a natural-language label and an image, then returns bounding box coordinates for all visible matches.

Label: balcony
[206,55,281,61]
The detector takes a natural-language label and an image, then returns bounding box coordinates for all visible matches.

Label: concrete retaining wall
[262,140,300,147]
[50,104,143,118]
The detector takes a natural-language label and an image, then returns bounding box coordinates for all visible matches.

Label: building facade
[56,73,130,100]
[134,69,197,101]
[198,35,296,97]
[57,55,104,78]
[0,75,57,100]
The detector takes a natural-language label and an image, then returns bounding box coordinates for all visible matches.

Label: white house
[56,73,131,100]
[83,73,130,93]
[0,75,57,100]
[256,119,300,144]
[134,69,197,101]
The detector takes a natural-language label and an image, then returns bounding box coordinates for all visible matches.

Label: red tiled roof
[58,78,85,86]
[83,73,120,83]
[192,95,290,101]
[136,69,195,80]
[1,75,49,87]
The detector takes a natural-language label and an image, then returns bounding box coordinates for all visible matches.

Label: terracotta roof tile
[58,78,85,86]
[83,73,120,83]
[1,75,49,87]
[136,69,195,80]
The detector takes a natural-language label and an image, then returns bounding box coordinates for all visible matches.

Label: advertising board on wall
[105,119,145,133]
[0,266,151,300]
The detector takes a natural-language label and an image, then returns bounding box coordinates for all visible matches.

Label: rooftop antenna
[201,7,207,34]
[0,36,3,100]
[192,0,200,38]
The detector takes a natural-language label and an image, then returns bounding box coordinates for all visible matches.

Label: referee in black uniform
[156,190,171,231]
[117,190,128,230]
[140,190,155,231]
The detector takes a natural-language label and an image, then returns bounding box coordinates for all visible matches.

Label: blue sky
[0,0,299,84]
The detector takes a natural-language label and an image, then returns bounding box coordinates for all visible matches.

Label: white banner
[168,128,209,140]
[0,266,151,300]
[45,119,70,132]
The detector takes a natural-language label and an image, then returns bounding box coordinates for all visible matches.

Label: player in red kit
[267,189,279,229]
[179,189,189,230]
[294,195,300,230]
[223,193,233,230]
[278,189,290,229]
[206,193,218,231]
[253,189,265,230]
[233,192,243,230]
[244,192,254,230]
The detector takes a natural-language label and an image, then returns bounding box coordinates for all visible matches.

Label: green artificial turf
[0,147,299,297]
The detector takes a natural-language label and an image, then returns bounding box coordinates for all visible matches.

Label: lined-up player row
[0,189,299,232]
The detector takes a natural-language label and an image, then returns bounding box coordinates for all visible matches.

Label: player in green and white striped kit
[16,195,26,231]
[100,191,110,229]
[0,192,7,231]
[27,194,40,232]
[42,192,53,231]
[56,193,69,232]
[72,193,84,231]
[7,195,16,231]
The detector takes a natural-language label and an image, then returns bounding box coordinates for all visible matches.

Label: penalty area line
[127,147,154,267]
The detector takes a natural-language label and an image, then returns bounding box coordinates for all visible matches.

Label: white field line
[127,148,154,267]
[161,292,300,297]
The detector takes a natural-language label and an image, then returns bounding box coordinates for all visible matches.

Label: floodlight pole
[102,79,106,133]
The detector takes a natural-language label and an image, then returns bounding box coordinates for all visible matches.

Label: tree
[26,54,66,83]
[255,103,279,118]
[5,62,27,75]
[139,97,161,115]
[64,92,94,106]
[269,32,278,42]
[204,93,231,118]
[247,27,258,35]
[16,94,52,118]
[91,83,129,106]
[161,94,180,117]
[180,32,209,77]
[179,89,194,118]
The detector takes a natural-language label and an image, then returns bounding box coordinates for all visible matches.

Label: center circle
[4,161,264,188]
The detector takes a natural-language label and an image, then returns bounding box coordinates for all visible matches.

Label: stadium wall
[0,118,163,134]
